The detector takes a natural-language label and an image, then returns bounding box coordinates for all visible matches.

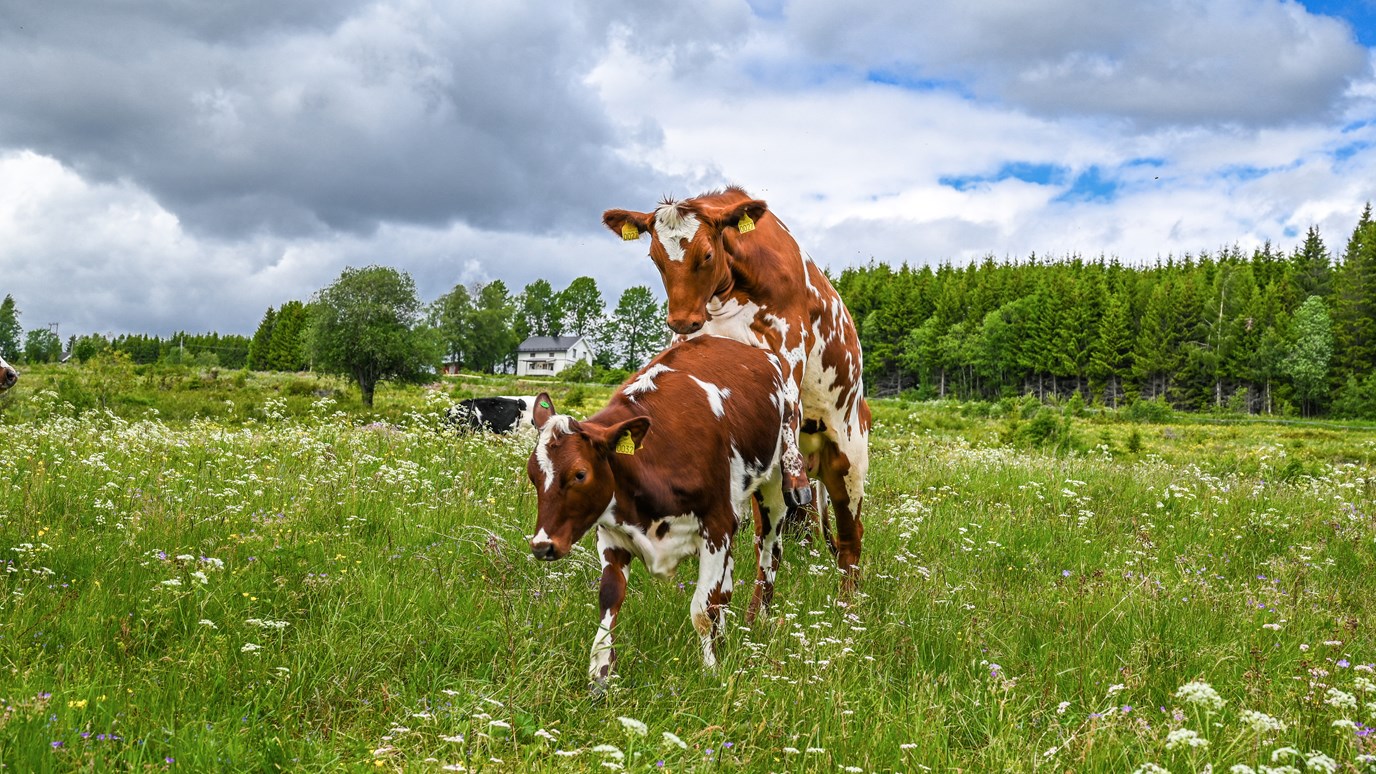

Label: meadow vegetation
[2,363,1375,771]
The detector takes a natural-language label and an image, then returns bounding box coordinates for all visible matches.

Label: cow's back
[605,336,785,480]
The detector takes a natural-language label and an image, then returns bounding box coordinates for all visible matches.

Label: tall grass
[1,379,1374,771]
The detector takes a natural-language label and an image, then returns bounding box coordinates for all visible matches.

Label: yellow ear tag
[737,213,755,234]
[615,432,636,455]
[621,223,640,241]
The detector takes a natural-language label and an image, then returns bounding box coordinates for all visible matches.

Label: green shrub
[1124,396,1174,423]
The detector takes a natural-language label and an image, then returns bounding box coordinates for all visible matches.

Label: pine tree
[0,295,20,359]
[1088,286,1134,407]
[1332,203,1376,380]
[267,301,308,371]
[1290,225,1332,299]
[247,307,277,371]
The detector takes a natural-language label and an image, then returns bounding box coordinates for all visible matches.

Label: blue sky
[1,0,1375,335]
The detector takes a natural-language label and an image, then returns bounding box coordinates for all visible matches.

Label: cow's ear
[532,392,557,429]
[593,416,652,456]
[603,209,654,242]
[713,199,768,234]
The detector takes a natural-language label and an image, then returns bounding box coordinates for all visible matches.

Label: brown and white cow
[526,336,791,687]
[603,187,870,588]
[0,353,17,393]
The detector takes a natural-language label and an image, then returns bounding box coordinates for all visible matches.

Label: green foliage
[467,280,520,374]
[1282,295,1333,416]
[0,294,20,359]
[309,265,437,407]
[247,306,277,370]
[604,285,669,369]
[515,278,564,339]
[23,327,62,364]
[1124,397,1175,424]
[557,276,605,339]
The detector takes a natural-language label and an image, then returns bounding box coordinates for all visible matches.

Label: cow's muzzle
[530,540,563,561]
[0,367,16,391]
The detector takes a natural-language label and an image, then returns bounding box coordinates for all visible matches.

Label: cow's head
[0,354,17,393]
[526,392,651,560]
[604,196,768,336]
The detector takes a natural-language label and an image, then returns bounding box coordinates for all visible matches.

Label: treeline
[835,204,1376,418]
[0,299,250,369]
[248,277,669,375]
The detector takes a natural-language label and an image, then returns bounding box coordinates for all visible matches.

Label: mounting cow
[603,187,870,588]
[447,396,537,434]
[526,336,792,688]
[0,353,16,394]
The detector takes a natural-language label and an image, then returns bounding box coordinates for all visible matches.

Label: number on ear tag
[615,432,636,455]
[621,223,640,241]
[737,214,755,234]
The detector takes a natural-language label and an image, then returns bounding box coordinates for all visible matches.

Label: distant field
[2,366,1375,771]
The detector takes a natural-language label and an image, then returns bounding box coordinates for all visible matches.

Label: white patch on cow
[597,512,701,579]
[653,205,700,263]
[691,541,733,668]
[498,395,538,431]
[689,376,731,418]
[589,607,616,681]
[532,527,550,545]
[623,364,675,396]
[700,297,767,348]
[534,414,574,492]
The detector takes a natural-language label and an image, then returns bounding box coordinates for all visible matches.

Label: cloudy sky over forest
[2,0,1376,336]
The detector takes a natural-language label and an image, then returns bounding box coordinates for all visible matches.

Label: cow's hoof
[588,678,609,700]
[784,486,813,508]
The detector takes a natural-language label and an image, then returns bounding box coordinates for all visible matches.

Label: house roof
[517,335,585,353]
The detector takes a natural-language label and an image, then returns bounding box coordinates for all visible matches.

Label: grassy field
[2,365,1375,772]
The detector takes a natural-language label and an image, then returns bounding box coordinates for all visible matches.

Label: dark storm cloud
[0,0,751,239]
[785,0,1371,127]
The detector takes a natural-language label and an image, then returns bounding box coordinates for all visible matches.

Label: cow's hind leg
[590,532,631,692]
[691,521,736,668]
[818,426,868,594]
[747,476,787,624]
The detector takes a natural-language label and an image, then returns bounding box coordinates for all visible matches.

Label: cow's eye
[702,251,713,263]
[574,470,587,482]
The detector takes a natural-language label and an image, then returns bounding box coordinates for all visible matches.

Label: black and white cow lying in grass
[446,396,539,434]
[0,354,16,394]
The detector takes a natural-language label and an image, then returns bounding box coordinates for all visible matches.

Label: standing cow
[526,336,792,687]
[0,353,16,393]
[603,187,870,588]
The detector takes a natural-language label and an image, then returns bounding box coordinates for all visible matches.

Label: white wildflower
[1239,709,1287,734]
[1132,764,1171,774]
[1166,728,1208,750]
[1263,623,1282,631]
[807,747,826,754]
[440,735,464,743]
[1229,766,1257,774]
[1304,751,1337,773]
[1057,701,1071,714]
[159,578,182,587]
[534,729,557,742]
[1272,747,1301,763]
[554,749,582,757]
[240,642,261,652]
[1175,681,1226,711]
[1043,746,1058,757]
[661,731,686,749]
[591,744,624,760]
[600,763,623,771]
[1325,688,1357,711]
[487,719,510,730]
[1332,719,1358,731]
[198,619,218,629]
[616,716,648,736]
[191,570,209,585]
[782,747,800,755]
[1354,676,1375,693]
[843,767,863,773]
[1107,683,1126,696]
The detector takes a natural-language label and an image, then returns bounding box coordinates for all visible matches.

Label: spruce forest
[834,205,1376,418]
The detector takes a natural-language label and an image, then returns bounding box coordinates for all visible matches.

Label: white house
[515,335,594,376]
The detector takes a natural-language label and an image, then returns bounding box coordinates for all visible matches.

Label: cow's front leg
[590,532,631,691]
[690,529,735,668]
